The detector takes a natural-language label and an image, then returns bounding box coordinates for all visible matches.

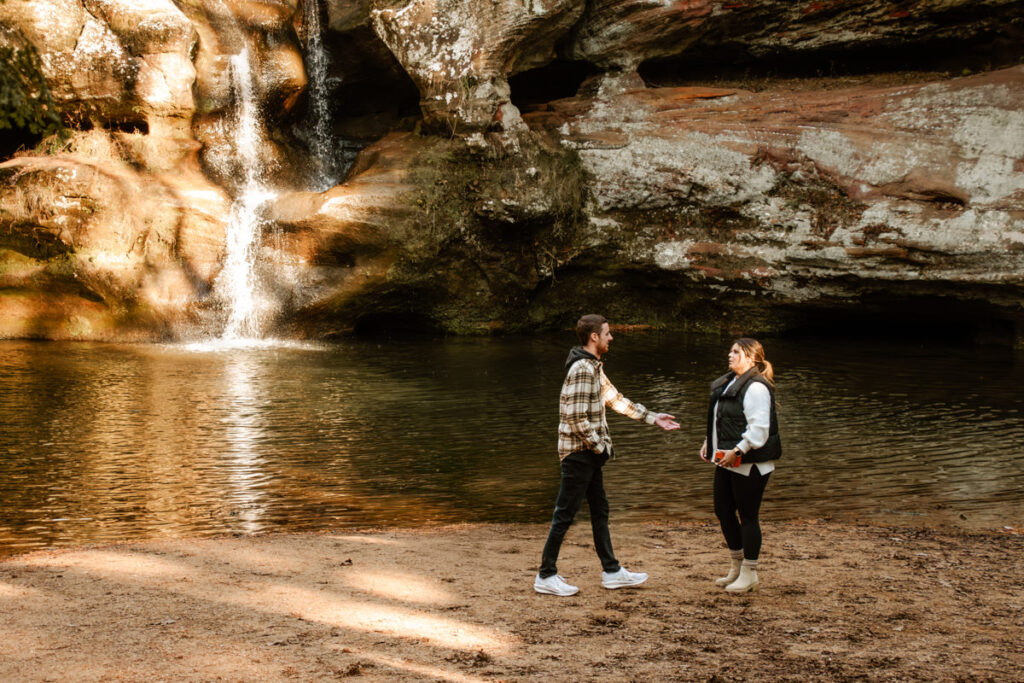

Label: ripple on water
[0,334,1022,556]
[174,338,329,353]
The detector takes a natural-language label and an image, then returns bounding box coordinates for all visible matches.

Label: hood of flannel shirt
[564,346,599,369]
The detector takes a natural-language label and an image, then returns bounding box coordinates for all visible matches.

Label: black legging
[713,464,771,561]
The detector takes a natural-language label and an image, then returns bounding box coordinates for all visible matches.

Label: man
[534,314,680,596]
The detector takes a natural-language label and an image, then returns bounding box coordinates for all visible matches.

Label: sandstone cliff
[1,0,1022,343]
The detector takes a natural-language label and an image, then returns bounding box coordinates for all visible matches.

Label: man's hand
[653,413,680,431]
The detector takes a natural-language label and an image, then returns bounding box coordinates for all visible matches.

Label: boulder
[369,0,585,136]
[262,130,589,336]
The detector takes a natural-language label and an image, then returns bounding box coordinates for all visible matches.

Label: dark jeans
[538,451,621,578]
[714,464,771,561]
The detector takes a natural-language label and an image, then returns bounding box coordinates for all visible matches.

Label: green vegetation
[0,35,67,150]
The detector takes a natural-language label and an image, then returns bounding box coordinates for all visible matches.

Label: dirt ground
[1,521,1022,682]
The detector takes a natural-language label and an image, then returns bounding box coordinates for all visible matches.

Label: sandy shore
[1,521,1021,682]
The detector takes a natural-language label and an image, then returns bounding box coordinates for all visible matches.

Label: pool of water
[1,333,1021,557]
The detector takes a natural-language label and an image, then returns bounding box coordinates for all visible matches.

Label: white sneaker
[601,567,648,589]
[534,573,579,596]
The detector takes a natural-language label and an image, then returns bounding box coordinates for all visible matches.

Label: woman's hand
[699,440,708,461]
[719,449,740,467]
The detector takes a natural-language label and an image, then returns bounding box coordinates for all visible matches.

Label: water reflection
[0,335,1022,557]
[221,353,268,533]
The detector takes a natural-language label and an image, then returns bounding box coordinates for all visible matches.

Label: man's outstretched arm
[600,372,680,431]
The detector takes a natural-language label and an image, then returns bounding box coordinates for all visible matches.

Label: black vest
[706,368,782,464]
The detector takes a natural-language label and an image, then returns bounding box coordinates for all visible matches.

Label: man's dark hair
[576,314,607,346]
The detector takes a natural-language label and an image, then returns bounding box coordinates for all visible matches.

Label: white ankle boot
[714,558,743,587]
[725,564,759,593]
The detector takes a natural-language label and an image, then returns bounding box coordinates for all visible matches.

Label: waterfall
[195,1,339,348]
[213,49,278,342]
[302,0,337,190]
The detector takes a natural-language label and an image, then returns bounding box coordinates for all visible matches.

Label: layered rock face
[522,68,1024,336]
[279,0,1024,342]
[0,0,306,339]
[1,0,1022,343]
[0,0,218,339]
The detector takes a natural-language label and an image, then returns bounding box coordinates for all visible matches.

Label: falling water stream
[301,0,337,189]
[209,49,279,344]
[205,0,337,345]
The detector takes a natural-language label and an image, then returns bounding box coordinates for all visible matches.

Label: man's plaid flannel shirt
[558,356,656,460]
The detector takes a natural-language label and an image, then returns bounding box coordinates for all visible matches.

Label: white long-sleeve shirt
[711,378,776,477]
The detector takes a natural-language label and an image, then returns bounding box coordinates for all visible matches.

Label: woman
[700,338,781,593]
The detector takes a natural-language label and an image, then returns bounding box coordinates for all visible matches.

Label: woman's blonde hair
[734,337,774,385]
